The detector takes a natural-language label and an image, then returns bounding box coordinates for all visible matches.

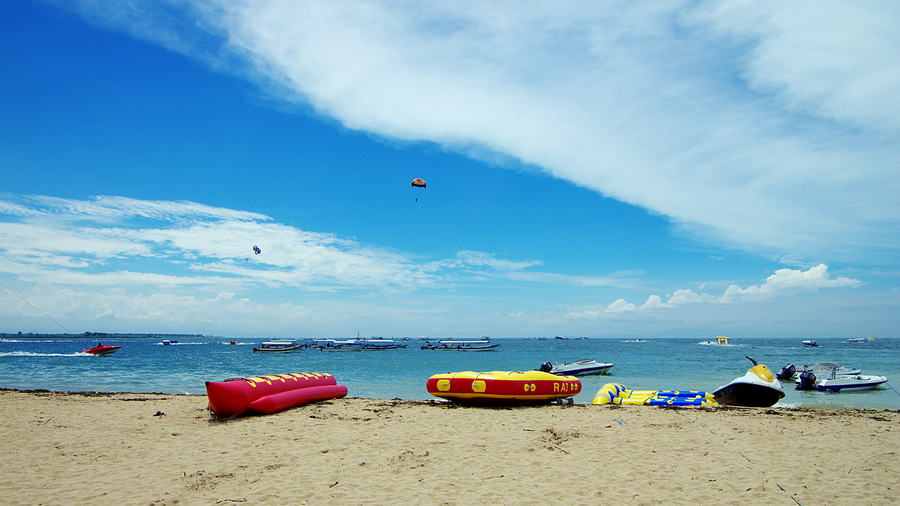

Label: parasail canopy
[411,178,426,189]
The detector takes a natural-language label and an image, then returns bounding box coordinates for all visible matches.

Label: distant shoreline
[0,332,213,339]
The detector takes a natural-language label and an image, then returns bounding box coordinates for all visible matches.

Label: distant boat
[161,339,178,345]
[313,339,364,351]
[360,339,407,350]
[801,340,818,347]
[421,339,499,351]
[848,337,873,344]
[252,340,306,353]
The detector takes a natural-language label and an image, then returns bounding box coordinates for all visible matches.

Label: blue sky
[1,1,898,338]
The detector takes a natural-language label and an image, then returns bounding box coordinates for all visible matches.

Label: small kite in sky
[411,178,426,189]
[252,245,261,255]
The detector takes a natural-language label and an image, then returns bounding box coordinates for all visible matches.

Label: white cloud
[693,0,900,130]
[667,288,709,304]
[0,195,590,294]
[641,294,667,309]
[606,299,638,313]
[720,263,864,302]
[599,264,864,311]
[53,2,900,263]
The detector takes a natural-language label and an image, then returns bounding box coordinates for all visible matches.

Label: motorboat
[252,340,306,353]
[420,339,499,351]
[80,344,121,356]
[712,356,785,407]
[777,362,861,381]
[161,339,178,345]
[796,367,889,392]
[811,374,889,392]
[848,337,873,343]
[801,340,818,347]
[538,359,613,376]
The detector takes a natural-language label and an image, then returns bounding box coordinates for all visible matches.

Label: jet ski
[713,356,785,407]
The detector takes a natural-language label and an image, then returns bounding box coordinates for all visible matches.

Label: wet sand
[1,389,898,505]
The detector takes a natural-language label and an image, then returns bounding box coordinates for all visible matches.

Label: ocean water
[2,336,899,410]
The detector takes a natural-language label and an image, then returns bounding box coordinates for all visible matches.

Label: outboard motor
[796,371,817,390]
[538,361,552,373]
[776,363,796,381]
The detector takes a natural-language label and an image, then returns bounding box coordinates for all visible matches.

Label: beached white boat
[420,339,499,351]
[712,357,785,407]
[252,340,306,353]
[539,359,613,376]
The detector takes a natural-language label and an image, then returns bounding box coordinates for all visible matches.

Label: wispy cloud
[55,0,900,264]
[0,195,597,292]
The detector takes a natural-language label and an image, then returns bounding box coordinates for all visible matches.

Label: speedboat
[712,356,785,407]
[538,359,613,376]
[252,340,306,353]
[801,340,818,347]
[161,339,178,345]
[80,344,121,356]
[796,367,889,392]
[777,362,861,381]
[812,374,889,392]
[848,337,873,343]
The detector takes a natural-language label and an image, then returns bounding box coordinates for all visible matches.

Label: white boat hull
[814,375,888,392]
[549,360,613,376]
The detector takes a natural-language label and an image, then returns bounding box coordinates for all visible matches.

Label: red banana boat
[206,372,348,419]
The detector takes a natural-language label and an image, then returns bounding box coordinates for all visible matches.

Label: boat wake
[0,351,87,357]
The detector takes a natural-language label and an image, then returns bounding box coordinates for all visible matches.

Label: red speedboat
[80,344,121,356]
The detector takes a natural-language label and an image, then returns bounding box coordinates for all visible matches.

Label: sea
[2,336,899,410]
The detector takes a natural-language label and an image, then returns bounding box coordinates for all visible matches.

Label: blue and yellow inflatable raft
[592,383,717,407]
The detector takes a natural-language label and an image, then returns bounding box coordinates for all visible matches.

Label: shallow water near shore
[2,336,899,409]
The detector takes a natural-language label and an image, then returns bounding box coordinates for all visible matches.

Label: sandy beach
[1,389,897,505]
